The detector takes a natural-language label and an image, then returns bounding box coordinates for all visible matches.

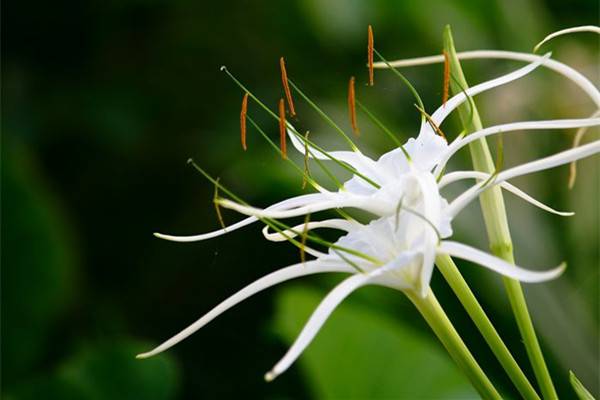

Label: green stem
[407,289,502,400]
[436,254,541,400]
[443,25,558,400]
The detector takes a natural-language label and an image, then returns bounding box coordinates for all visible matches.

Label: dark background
[3,0,599,398]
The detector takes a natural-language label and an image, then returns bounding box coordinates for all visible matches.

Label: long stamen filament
[287,79,359,151]
[221,66,379,189]
[188,159,377,267]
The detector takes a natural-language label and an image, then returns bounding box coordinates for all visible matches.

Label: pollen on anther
[280,57,296,117]
[278,98,287,159]
[240,93,249,151]
[368,25,374,86]
[348,76,360,136]
[442,50,450,106]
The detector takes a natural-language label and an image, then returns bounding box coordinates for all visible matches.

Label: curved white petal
[447,140,600,218]
[218,197,369,220]
[287,126,382,182]
[155,193,330,242]
[372,50,600,107]
[440,171,574,216]
[420,54,550,138]
[136,260,353,359]
[534,25,600,53]
[265,273,371,381]
[434,118,600,176]
[262,219,360,242]
[438,241,566,282]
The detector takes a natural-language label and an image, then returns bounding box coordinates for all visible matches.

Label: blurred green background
[3,0,599,398]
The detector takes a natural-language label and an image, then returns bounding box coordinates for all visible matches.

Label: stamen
[279,57,296,117]
[414,104,447,140]
[213,178,226,229]
[442,50,450,106]
[278,98,287,159]
[368,25,374,86]
[302,131,311,189]
[240,93,249,150]
[348,76,359,136]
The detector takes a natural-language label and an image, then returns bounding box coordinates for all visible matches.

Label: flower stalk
[407,288,502,400]
[436,254,540,400]
[443,25,558,399]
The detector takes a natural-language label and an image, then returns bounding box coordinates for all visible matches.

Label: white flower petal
[438,241,566,282]
[155,193,330,242]
[136,260,353,359]
[421,53,551,139]
[372,50,600,107]
[434,118,600,176]
[533,25,600,53]
[414,173,443,297]
[447,140,600,218]
[218,197,369,220]
[440,171,574,216]
[265,273,371,381]
[262,219,360,242]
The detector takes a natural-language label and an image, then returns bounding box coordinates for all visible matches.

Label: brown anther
[415,104,447,140]
[240,93,249,150]
[280,57,296,117]
[348,76,360,136]
[368,25,374,86]
[442,50,450,106]
[279,98,287,159]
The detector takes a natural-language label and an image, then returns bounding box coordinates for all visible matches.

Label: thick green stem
[443,25,558,400]
[407,289,502,400]
[436,254,540,400]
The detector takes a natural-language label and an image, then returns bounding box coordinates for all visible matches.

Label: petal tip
[264,371,277,382]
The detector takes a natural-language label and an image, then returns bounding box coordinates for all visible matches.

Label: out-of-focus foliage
[3,0,598,398]
[273,286,477,398]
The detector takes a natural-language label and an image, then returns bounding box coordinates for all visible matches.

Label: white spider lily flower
[137,132,598,367]
[139,43,600,384]
[158,52,598,244]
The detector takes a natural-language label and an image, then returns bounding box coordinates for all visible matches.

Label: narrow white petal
[262,219,360,242]
[434,118,600,176]
[155,193,329,242]
[136,260,353,359]
[421,54,550,137]
[372,50,600,107]
[438,241,566,282]
[287,127,381,181]
[440,171,574,216]
[447,140,600,217]
[265,273,371,381]
[218,197,367,220]
[534,25,600,53]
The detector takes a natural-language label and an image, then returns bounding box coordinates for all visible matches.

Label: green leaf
[570,371,596,400]
[7,340,180,400]
[272,285,476,399]
[1,143,77,384]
